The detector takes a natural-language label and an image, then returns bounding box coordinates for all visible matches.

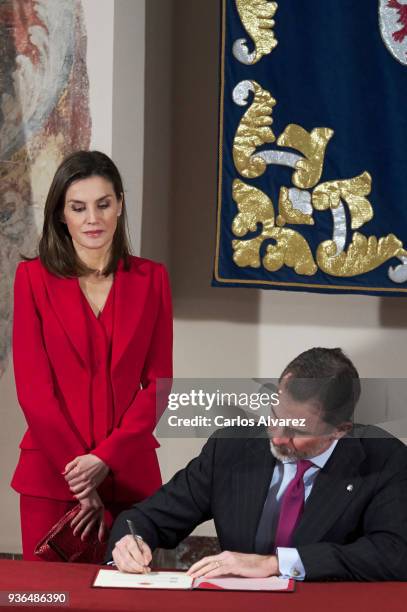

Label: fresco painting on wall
[0,0,91,378]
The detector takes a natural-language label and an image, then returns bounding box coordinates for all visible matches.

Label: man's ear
[334,421,353,439]
[278,372,293,393]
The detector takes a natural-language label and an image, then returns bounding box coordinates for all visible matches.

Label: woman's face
[62,176,122,253]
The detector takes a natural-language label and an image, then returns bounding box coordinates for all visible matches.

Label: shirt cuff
[276,547,306,580]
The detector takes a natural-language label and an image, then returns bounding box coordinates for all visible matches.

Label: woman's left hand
[63,454,109,498]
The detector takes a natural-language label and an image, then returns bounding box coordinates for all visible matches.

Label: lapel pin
[346,484,354,492]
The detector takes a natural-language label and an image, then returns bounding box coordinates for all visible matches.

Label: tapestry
[0,0,91,377]
[213,0,407,296]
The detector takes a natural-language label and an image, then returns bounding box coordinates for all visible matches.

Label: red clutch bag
[34,504,107,563]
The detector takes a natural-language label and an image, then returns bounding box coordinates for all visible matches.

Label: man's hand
[112,535,152,573]
[70,490,107,543]
[63,454,109,498]
[187,551,279,579]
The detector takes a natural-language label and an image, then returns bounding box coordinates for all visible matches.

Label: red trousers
[20,495,129,561]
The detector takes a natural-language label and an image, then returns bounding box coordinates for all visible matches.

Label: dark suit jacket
[106,425,407,581]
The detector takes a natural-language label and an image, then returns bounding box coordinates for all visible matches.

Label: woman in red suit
[11,150,173,561]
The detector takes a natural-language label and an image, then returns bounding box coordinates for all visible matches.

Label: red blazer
[11,256,173,502]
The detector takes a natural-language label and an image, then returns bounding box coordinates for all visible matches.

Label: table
[0,560,405,612]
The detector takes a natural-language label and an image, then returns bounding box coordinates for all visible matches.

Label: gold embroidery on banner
[276,187,314,227]
[233,81,276,178]
[232,179,275,236]
[263,228,318,275]
[277,124,334,189]
[317,233,406,276]
[235,0,278,64]
[312,172,373,229]
[231,180,317,275]
[233,235,266,268]
[232,179,275,267]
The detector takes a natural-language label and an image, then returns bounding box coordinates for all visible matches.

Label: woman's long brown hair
[32,150,132,277]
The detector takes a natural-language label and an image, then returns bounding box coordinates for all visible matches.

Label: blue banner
[213,0,407,295]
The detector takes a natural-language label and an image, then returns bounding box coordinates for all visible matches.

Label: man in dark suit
[106,348,407,581]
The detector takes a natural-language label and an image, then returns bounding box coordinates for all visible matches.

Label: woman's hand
[70,490,107,543]
[63,454,109,498]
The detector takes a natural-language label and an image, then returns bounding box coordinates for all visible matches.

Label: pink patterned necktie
[274,459,314,549]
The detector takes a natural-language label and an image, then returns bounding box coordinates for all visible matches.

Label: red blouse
[79,281,115,448]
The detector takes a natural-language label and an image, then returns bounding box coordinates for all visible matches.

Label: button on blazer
[11,256,173,502]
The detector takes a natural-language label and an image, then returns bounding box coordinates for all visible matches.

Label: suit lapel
[232,435,275,552]
[42,257,151,373]
[41,267,89,368]
[293,437,366,546]
[111,258,151,372]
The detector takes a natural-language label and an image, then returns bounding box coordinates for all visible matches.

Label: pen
[126,519,149,573]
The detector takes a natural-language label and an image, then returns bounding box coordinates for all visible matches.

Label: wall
[82,0,114,154]
[140,0,173,264]
[112,0,146,255]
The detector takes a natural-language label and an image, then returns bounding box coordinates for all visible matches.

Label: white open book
[93,569,294,592]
